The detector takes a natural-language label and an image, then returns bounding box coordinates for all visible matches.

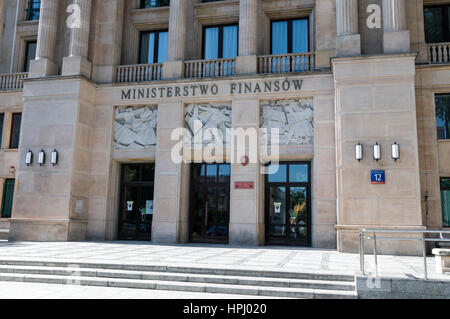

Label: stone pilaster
[163,0,187,80]
[152,101,189,243]
[229,97,263,246]
[0,0,4,51]
[335,0,361,56]
[236,0,259,75]
[168,0,187,62]
[382,0,410,53]
[29,0,59,77]
[62,0,92,78]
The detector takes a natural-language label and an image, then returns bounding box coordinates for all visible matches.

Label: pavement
[0,241,448,281]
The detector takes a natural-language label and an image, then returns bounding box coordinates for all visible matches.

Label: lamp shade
[373,143,381,161]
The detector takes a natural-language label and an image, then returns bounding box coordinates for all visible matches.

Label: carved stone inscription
[114,106,158,149]
[261,99,314,145]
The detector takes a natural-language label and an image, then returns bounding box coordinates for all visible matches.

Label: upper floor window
[140,0,170,8]
[24,41,37,72]
[436,94,450,140]
[139,30,168,64]
[25,0,40,21]
[0,114,4,148]
[424,4,450,43]
[203,24,238,60]
[9,113,21,150]
[272,18,309,54]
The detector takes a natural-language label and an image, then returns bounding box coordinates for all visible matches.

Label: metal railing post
[422,233,428,281]
[359,231,365,275]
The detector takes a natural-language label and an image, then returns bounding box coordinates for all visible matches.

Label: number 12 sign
[371,170,386,184]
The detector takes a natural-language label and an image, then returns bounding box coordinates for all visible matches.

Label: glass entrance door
[265,162,311,246]
[190,163,230,244]
[119,164,155,241]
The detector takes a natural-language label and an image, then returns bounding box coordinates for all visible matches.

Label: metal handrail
[359,229,450,280]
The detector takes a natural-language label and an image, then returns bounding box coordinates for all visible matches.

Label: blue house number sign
[371,170,386,184]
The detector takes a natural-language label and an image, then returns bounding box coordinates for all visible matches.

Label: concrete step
[0,230,8,240]
[0,273,358,299]
[0,220,9,230]
[0,259,355,282]
[0,265,356,291]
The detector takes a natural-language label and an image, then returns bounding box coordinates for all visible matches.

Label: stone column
[335,0,361,56]
[62,0,92,78]
[164,0,187,79]
[236,0,259,75]
[0,0,4,50]
[29,0,59,77]
[382,0,410,53]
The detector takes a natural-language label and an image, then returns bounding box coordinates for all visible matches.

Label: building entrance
[119,164,155,241]
[265,162,312,246]
[189,163,231,244]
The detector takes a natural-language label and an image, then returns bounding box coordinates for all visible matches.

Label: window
[424,5,450,43]
[139,31,168,64]
[0,114,3,148]
[442,178,450,227]
[140,0,169,8]
[9,113,22,149]
[25,0,40,21]
[24,41,37,73]
[271,18,309,55]
[435,94,450,139]
[203,24,238,60]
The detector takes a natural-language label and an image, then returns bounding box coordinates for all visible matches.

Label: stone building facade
[0,0,449,255]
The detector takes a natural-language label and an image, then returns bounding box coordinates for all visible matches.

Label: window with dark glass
[424,5,450,43]
[0,114,4,148]
[24,41,37,73]
[271,18,309,54]
[203,24,238,59]
[140,0,170,8]
[9,113,22,149]
[26,0,40,21]
[139,30,168,64]
[435,94,450,139]
[442,178,450,227]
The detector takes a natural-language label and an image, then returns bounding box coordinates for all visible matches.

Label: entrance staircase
[0,259,357,299]
[0,220,9,240]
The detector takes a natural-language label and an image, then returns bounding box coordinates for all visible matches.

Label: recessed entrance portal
[119,164,155,241]
[189,163,231,244]
[265,162,311,246]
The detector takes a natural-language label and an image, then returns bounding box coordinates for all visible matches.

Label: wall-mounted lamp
[25,150,33,166]
[373,143,381,162]
[51,150,58,166]
[38,150,45,166]
[355,143,363,161]
[391,142,400,162]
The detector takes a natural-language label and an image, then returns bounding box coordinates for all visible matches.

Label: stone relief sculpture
[185,103,232,146]
[114,106,158,149]
[261,99,314,145]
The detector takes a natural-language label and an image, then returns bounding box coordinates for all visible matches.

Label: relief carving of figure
[114,106,158,149]
[185,104,232,146]
[261,99,313,145]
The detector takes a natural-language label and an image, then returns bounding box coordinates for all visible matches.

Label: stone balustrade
[116,63,163,83]
[428,43,450,64]
[258,53,315,74]
[0,73,28,90]
[184,58,235,78]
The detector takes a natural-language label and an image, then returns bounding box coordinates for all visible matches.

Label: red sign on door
[235,182,255,189]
